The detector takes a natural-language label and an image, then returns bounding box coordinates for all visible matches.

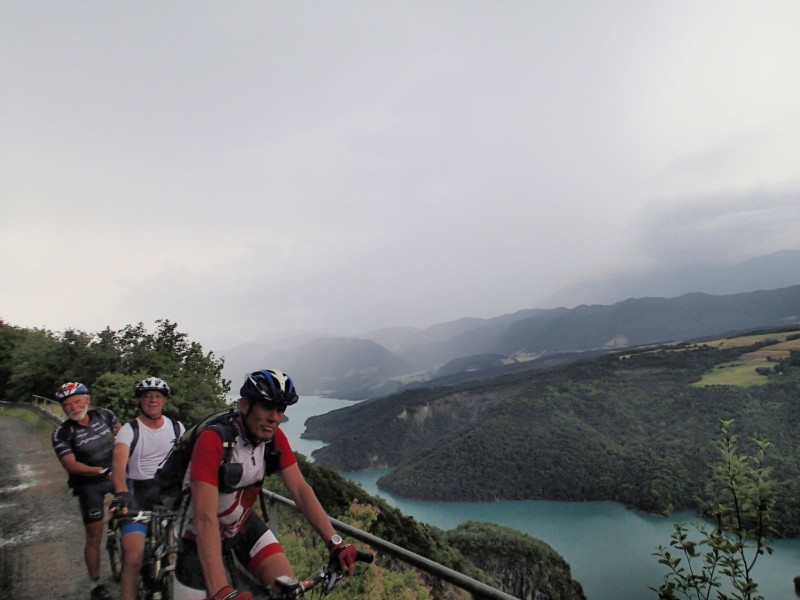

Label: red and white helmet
[55,382,89,402]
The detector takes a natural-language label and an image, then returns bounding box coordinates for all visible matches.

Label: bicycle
[106,508,179,600]
[231,548,374,599]
[106,517,123,582]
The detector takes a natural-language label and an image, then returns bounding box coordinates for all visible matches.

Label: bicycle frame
[107,509,178,600]
[139,510,178,600]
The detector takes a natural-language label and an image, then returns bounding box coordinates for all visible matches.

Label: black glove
[209,586,252,600]
[109,492,136,516]
[329,543,358,575]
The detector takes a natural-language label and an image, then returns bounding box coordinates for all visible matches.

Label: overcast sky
[2,1,800,352]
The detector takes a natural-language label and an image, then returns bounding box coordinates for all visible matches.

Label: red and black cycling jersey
[183,425,295,540]
[52,407,118,488]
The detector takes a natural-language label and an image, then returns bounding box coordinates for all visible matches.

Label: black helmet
[240,369,299,406]
[134,376,170,397]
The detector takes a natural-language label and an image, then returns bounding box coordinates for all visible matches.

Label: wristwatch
[327,534,343,550]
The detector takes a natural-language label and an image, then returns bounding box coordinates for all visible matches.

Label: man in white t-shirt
[111,377,185,600]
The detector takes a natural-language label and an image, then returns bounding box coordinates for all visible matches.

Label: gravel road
[0,414,119,600]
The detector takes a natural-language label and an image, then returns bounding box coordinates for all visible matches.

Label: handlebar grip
[356,550,374,563]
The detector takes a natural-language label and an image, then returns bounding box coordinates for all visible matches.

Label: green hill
[306,332,800,536]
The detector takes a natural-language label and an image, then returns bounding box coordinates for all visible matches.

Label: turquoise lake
[282,396,800,599]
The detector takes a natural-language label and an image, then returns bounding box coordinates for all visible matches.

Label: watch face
[330,534,343,546]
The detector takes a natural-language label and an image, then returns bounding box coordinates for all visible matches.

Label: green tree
[652,419,774,600]
[95,320,231,422]
[0,321,27,398]
[0,319,229,423]
[5,327,64,401]
[92,372,142,421]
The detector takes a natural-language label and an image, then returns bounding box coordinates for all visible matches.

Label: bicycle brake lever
[324,571,343,595]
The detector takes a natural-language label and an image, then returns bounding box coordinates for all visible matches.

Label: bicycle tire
[106,523,124,582]
[139,516,177,600]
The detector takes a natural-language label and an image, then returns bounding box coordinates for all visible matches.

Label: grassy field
[691,330,800,387]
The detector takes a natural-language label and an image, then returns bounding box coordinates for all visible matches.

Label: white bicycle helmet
[134,376,170,397]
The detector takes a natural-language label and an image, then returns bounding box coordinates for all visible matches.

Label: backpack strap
[128,418,140,456]
[263,438,281,476]
[130,416,182,457]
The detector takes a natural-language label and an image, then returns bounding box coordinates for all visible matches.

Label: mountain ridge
[222,284,800,398]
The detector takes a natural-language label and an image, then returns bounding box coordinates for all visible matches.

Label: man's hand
[209,586,252,600]
[109,492,135,517]
[329,542,358,575]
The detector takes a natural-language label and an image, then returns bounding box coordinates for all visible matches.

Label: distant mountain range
[221,249,800,399]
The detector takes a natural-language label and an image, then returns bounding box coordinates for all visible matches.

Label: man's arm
[191,480,229,596]
[280,463,337,541]
[57,453,111,478]
[111,442,129,494]
[281,464,358,574]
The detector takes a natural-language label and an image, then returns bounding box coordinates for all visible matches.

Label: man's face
[60,394,90,422]
[138,391,167,419]
[241,397,286,440]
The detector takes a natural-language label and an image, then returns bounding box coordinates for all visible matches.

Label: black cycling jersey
[52,408,119,488]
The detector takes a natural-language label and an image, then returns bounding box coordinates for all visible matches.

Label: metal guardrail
[263,490,520,600]
[0,395,65,426]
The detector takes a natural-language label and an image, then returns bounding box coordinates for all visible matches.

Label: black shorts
[74,479,115,525]
[130,478,161,510]
[176,512,282,590]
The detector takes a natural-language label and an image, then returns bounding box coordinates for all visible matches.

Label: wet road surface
[0,415,118,600]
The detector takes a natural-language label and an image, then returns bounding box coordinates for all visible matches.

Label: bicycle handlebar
[354,550,374,564]
[109,508,177,524]
[268,550,374,599]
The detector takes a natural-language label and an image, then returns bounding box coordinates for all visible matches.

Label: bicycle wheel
[106,523,124,582]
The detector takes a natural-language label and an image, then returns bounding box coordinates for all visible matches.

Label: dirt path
[0,415,119,600]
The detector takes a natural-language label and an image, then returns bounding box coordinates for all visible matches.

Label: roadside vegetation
[0,405,53,432]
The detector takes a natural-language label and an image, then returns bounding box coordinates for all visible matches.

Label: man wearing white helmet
[52,381,121,600]
[110,376,185,600]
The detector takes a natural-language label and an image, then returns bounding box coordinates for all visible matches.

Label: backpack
[153,407,282,510]
[127,415,181,456]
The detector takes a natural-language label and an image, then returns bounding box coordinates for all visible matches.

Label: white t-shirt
[115,416,185,480]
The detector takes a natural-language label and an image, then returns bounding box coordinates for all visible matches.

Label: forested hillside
[306,333,800,536]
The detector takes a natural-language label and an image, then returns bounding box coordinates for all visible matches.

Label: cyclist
[52,381,120,600]
[110,376,185,600]
[173,369,360,600]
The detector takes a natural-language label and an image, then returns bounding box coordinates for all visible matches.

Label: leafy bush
[652,420,774,600]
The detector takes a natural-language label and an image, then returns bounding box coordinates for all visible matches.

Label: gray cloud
[2,1,800,351]
[637,187,800,267]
